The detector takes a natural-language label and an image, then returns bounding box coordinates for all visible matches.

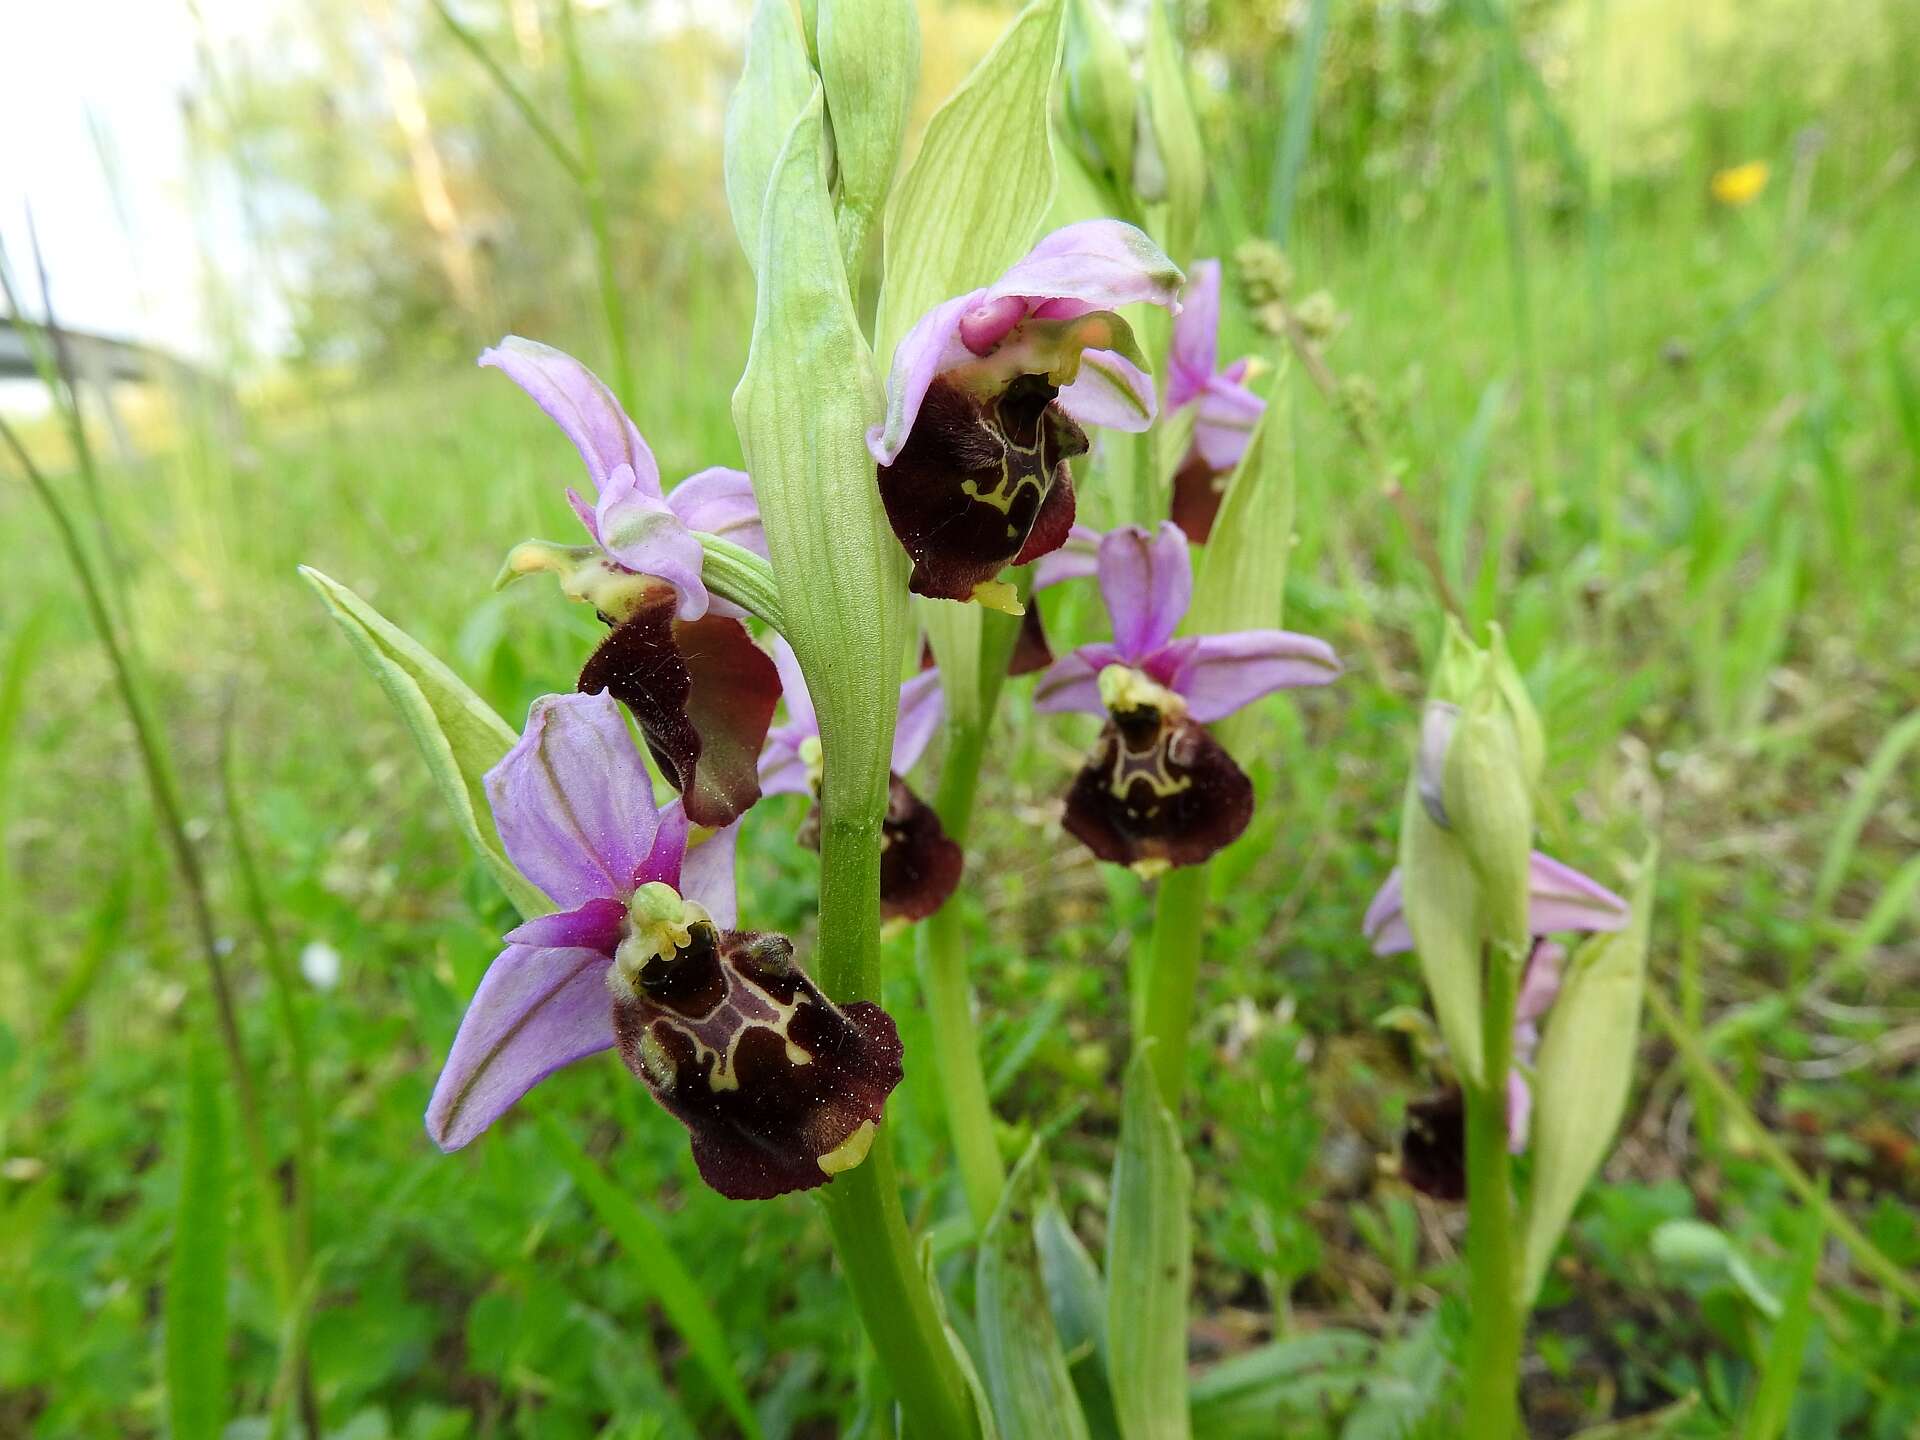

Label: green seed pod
[1062,0,1136,189]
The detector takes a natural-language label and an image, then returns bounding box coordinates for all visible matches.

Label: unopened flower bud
[1441,686,1534,958]
[1431,615,1487,706]
[1486,623,1545,791]
[1415,701,1458,829]
[1062,0,1137,187]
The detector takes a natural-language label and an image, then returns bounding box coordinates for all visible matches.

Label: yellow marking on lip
[817,1121,877,1177]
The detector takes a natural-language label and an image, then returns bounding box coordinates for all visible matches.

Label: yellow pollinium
[817,1121,877,1177]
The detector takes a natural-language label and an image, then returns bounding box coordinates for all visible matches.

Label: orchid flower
[760,639,961,923]
[484,336,779,829]
[1035,522,1341,873]
[1165,259,1265,544]
[1004,523,1103,677]
[1364,855,1628,1195]
[868,221,1183,611]
[426,691,901,1200]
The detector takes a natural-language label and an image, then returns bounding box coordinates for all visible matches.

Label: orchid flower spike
[759,639,962,923]
[482,337,779,829]
[868,221,1184,611]
[1035,522,1341,873]
[426,691,902,1200]
[1365,856,1627,1196]
[1165,259,1266,543]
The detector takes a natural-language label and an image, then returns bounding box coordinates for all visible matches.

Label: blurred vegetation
[3,0,1919,1436]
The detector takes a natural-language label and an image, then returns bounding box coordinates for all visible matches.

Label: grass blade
[537,1115,764,1440]
[1810,707,1920,922]
[1740,1193,1824,1440]
[166,1041,230,1440]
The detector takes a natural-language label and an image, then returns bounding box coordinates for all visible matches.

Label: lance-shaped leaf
[818,0,918,281]
[734,88,907,830]
[1036,1200,1122,1439]
[302,567,549,919]
[1106,1047,1191,1440]
[976,1143,1093,1440]
[724,0,815,271]
[165,1041,228,1440]
[1141,0,1204,267]
[874,0,1066,363]
[1520,851,1655,1304]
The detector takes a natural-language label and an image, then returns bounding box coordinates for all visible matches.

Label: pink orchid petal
[1168,258,1222,410]
[426,944,615,1151]
[667,466,767,560]
[503,897,627,953]
[1097,523,1192,663]
[595,465,709,621]
[1055,349,1158,433]
[485,692,674,909]
[1032,524,1103,592]
[892,668,944,775]
[1167,628,1343,723]
[480,336,661,500]
[1033,642,1123,716]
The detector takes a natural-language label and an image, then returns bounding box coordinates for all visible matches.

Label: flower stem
[1464,945,1521,1440]
[919,711,1008,1231]
[1140,864,1209,1109]
[815,810,977,1438]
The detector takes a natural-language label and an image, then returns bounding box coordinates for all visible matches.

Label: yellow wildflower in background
[1711,161,1770,206]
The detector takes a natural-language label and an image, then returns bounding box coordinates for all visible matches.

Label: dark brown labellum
[1006,597,1054,677]
[1401,1087,1467,1201]
[612,928,903,1200]
[1170,447,1226,544]
[876,373,1088,602]
[880,775,964,922]
[1063,705,1253,870]
[578,590,780,830]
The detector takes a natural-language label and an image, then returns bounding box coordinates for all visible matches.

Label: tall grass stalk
[1265,0,1333,245]
[558,0,636,411]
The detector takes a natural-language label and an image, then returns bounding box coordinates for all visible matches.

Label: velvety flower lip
[760,640,962,922]
[1034,523,1339,872]
[577,590,781,831]
[865,222,1182,606]
[1360,852,1630,958]
[483,336,768,622]
[428,693,900,1198]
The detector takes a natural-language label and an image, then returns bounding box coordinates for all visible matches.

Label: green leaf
[300,567,549,919]
[165,1041,229,1440]
[1521,850,1657,1303]
[920,1235,1004,1440]
[976,1143,1092,1439]
[733,87,908,835]
[1106,1046,1191,1440]
[538,1116,765,1440]
[1812,706,1920,921]
[1036,1201,1122,1439]
[1740,1195,1824,1440]
[724,0,816,272]
[874,0,1066,363]
[1187,1331,1373,1434]
[1140,0,1203,267]
[818,0,919,282]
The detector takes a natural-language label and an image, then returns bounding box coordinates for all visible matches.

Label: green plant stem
[1,418,293,1311]
[1646,986,1920,1312]
[815,811,977,1438]
[919,712,1009,1231]
[1464,945,1521,1440]
[558,0,634,411]
[1141,864,1209,1110]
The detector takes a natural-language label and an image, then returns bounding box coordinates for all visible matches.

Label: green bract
[301,566,549,920]
[818,0,918,282]
[873,0,1066,362]
[1062,0,1136,190]
[724,0,815,272]
[1443,685,1535,963]
[1396,768,1488,1088]
[1106,1047,1192,1440]
[1521,853,1655,1303]
[1141,0,1204,267]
